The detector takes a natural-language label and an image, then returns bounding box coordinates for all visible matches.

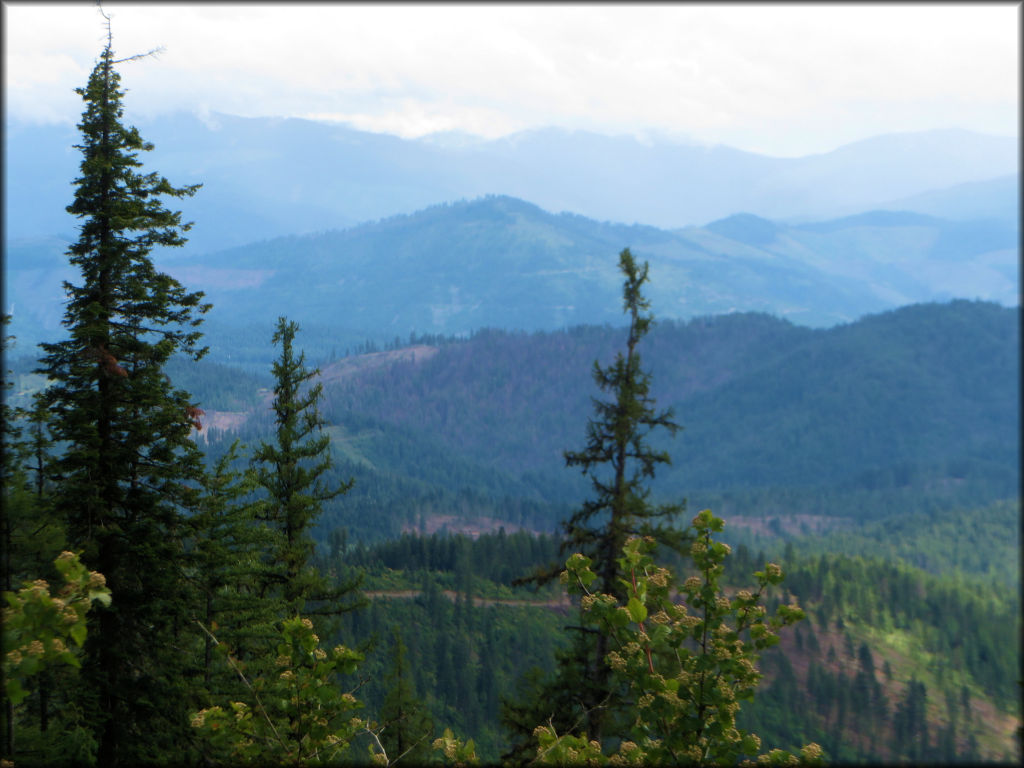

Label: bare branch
[366,726,389,765]
[113,47,167,64]
[96,1,166,64]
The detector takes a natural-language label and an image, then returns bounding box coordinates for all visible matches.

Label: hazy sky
[3,2,1019,157]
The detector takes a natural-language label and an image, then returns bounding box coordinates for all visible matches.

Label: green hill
[147,299,1019,544]
[7,195,1016,358]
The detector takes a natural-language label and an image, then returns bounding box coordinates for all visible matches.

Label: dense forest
[2,30,1020,768]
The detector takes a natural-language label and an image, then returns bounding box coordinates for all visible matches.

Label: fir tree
[505,248,685,757]
[377,629,434,765]
[2,327,66,760]
[186,441,276,691]
[561,248,684,591]
[251,317,357,617]
[1,318,26,760]
[35,22,207,765]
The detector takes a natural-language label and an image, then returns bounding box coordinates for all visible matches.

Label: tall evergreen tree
[561,247,685,600]
[186,441,275,688]
[35,23,208,765]
[505,248,685,757]
[377,629,434,765]
[1,319,26,760]
[251,317,357,617]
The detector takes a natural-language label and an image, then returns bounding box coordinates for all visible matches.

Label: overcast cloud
[3,2,1019,157]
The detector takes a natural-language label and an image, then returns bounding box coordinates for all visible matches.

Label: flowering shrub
[192,616,367,765]
[531,510,822,766]
[192,511,822,766]
[432,727,479,766]
[2,551,111,706]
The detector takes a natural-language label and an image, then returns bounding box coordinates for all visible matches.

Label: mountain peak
[703,213,780,246]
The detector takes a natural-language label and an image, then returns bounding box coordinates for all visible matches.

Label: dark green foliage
[33,31,207,766]
[376,629,434,764]
[781,553,1019,709]
[893,677,930,761]
[735,543,1020,762]
[251,317,357,616]
[0,394,67,763]
[674,300,1019,493]
[341,523,1020,764]
[1,365,64,600]
[173,300,1018,561]
[316,300,1017,533]
[186,441,277,688]
[333,581,566,763]
[352,530,563,586]
[507,249,686,751]
[560,250,686,587]
[5,25,1018,765]
[2,326,71,764]
[795,498,1020,587]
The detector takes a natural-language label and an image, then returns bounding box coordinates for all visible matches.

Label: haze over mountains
[4,112,1018,251]
[4,113,1018,359]
[7,196,1018,360]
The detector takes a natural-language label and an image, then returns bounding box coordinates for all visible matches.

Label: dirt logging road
[364,589,572,611]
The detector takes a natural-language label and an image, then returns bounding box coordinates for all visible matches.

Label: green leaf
[627,597,647,624]
[610,608,630,628]
[566,553,592,571]
[316,684,336,704]
[6,678,28,706]
[69,622,87,647]
[59,651,81,669]
[649,623,671,646]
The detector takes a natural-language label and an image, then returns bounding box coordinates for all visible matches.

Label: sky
[3,2,1019,158]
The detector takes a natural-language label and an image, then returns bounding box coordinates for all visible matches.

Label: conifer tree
[506,248,686,756]
[35,22,208,765]
[1,319,27,759]
[377,629,434,764]
[561,247,686,591]
[2,327,70,760]
[251,317,356,617]
[186,441,276,688]
[1,323,34,597]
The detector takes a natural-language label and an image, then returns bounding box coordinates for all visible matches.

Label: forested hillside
[13,299,1009,547]
[7,192,1018,357]
[327,512,1020,763]
[3,27,1019,768]
[196,300,1015,544]
[6,269,1018,765]
[142,298,1019,763]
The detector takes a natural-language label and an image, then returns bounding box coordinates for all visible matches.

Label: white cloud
[3,2,1018,156]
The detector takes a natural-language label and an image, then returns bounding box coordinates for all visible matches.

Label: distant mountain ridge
[6,194,1018,357]
[4,113,1017,254]
[872,173,1019,222]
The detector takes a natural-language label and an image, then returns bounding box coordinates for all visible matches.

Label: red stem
[630,565,655,674]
